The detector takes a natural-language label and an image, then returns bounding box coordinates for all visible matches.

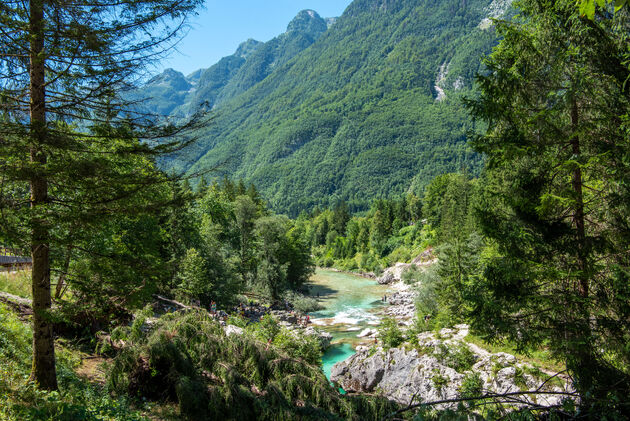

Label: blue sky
[156,0,353,76]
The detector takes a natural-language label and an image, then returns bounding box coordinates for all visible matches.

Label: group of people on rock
[205,297,318,328]
[232,301,270,322]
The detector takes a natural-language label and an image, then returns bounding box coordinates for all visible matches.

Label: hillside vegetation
[161,0,503,215]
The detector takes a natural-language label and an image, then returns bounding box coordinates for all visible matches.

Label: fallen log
[0,291,33,319]
[152,294,193,312]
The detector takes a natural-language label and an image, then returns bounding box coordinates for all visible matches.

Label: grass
[464,334,565,373]
[0,302,149,421]
[0,270,31,298]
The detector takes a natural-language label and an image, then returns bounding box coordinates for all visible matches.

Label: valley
[2,0,630,419]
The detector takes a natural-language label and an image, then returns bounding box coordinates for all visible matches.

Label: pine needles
[106,310,397,420]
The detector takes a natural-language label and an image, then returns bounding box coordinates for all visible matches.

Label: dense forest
[2,0,630,419]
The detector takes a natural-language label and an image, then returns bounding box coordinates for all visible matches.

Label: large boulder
[357,328,377,338]
[271,310,298,324]
[377,271,396,285]
[331,346,464,404]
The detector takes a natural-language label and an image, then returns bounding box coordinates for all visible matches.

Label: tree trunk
[54,246,73,300]
[570,98,588,298]
[569,95,593,399]
[28,0,57,391]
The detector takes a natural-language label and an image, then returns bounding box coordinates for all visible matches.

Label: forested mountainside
[131,10,331,119]
[158,0,508,215]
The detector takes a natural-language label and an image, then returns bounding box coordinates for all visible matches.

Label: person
[306,315,310,324]
[211,300,216,314]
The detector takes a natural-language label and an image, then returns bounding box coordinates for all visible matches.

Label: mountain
[212,10,329,107]
[163,0,510,215]
[132,10,330,119]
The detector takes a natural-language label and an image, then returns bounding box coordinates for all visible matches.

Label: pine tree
[0,0,202,390]
[466,0,630,408]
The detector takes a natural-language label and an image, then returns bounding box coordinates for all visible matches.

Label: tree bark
[28,0,58,391]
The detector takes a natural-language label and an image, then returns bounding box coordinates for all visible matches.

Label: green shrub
[246,313,280,342]
[378,317,404,350]
[226,314,248,328]
[107,310,396,420]
[338,257,359,271]
[514,366,528,389]
[435,343,476,373]
[414,265,440,316]
[401,264,421,284]
[272,329,321,365]
[385,246,412,266]
[459,372,483,398]
[282,291,322,313]
[0,304,146,421]
[358,252,382,272]
[431,369,449,392]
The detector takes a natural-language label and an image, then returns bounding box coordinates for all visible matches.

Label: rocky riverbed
[327,258,573,410]
[380,281,417,325]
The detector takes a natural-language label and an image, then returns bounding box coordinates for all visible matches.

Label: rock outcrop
[376,253,437,285]
[305,326,332,348]
[331,325,571,409]
[224,324,244,336]
[377,262,410,284]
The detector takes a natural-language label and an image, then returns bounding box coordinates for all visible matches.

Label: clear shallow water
[307,269,389,379]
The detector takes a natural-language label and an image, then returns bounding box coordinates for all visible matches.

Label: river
[307,269,391,379]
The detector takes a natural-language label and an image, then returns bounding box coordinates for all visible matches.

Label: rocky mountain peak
[146,68,191,91]
[286,9,328,35]
[235,38,263,59]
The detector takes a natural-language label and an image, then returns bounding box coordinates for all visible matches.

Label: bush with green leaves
[431,369,449,393]
[435,343,477,373]
[414,264,440,317]
[378,317,405,350]
[282,290,322,313]
[401,264,421,285]
[459,372,483,398]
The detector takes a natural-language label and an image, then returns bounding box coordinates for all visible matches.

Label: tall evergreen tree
[0,0,202,389]
[466,0,630,408]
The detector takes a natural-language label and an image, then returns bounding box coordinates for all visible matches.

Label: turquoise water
[307,269,389,379]
[322,343,354,379]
